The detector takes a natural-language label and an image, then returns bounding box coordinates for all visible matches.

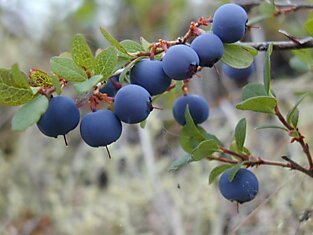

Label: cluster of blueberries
[36,3,258,204]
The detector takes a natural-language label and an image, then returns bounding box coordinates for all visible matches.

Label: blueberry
[99,76,120,97]
[37,96,80,137]
[130,59,172,96]
[223,63,255,81]
[162,44,199,80]
[114,84,152,124]
[212,4,248,43]
[80,109,122,147]
[191,33,224,67]
[219,168,259,204]
[172,94,209,125]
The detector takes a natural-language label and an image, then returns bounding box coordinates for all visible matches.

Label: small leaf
[304,19,313,37]
[286,93,308,127]
[50,57,88,82]
[95,46,118,80]
[292,49,313,69]
[0,69,34,106]
[119,56,144,82]
[264,43,273,95]
[120,40,144,54]
[191,139,219,161]
[259,1,275,16]
[73,75,103,93]
[11,64,30,88]
[256,124,288,132]
[235,118,246,152]
[221,44,255,69]
[227,164,242,182]
[11,95,49,131]
[179,125,207,153]
[168,155,193,172]
[140,36,151,51]
[72,34,96,72]
[29,69,52,87]
[50,75,61,95]
[209,164,233,184]
[236,96,277,114]
[100,27,128,54]
[242,83,268,100]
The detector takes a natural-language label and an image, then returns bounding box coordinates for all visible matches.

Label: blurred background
[0,0,313,234]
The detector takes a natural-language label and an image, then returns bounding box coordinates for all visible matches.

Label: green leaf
[29,69,52,87]
[236,96,277,114]
[120,40,144,54]
[73,75,103,93]
[140,36,151,51]
[191,139,219,161]
[242,83,268,100]
[0,69,34,106]
[235,118,246,152]
[168,155,193,172]
[256,124,288,132]
[50,76,61,95]
[119,56,144,82]
[72,34,96,72]
[179,125,207,153]
[209,164,233,184]
[221,44,255,69]
[11,64,30,88]
[50,57,88,82]
[227,164,242,182]
[304,19,313,37]
[11,95,49,131]
[286,93,308,128]
[264,43,273,95]
[259,1,275,16]
[100,27,128,54]
[292,49,313,69]
[95,46,118,80]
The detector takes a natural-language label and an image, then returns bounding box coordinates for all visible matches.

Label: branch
[236,1,313,11]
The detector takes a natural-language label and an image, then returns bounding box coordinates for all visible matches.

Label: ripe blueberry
[223,63,255,81]
[114,84,152,124]
[80,109,122,147]
[172,94,209,125]
[219,168,259,204]
[99,76,120,97]
[37,96,80,138]
[191,33,224,67]
[212,4,248,43]
[162,44,199,80]
[130,59,172,96]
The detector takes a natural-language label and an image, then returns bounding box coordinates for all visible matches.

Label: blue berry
[172,94,209,125]
[191,33,224,67]
[212,4,248,43]
[99,76,120,97]
[223,63,255,81]
[114,84,152,124]
[219,168,259,204]
[37,96,80,138]
[162,44,199,80]
[130,59,172,96]
[80,110,122,147]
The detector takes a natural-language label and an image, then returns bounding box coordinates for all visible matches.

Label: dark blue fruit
[37,96,80,137]
[99,76,120,97]
[114,84,152,124]
[191,33,224,67]
[172,94,209,125]
[80,110,122,147]
[212,4,248,43]
[162,44,199,80]
[219,168,259,204]
[223,63,255,81]
[130,59,172,96]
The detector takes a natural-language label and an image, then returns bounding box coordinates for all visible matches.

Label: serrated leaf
[95,46,118,80]
[11,64,29,88]
[221,44,255,69]
[73,75,103,93]
[256,124,288,132]
[50,75,61,95]
[120,40,144,54]
[100,27,128,54]
[227,164,242,182]
[236,96,277,114]
[242,83,268,100]
[304,19,313,36]
[140,36,151,51]
[235,118,246,152]
[11,95,49,131]
[168,155,193,172]
[191,139,219,161]
[72,34,96,72]
[264,43,273,95]
[50,57,88,82]
[0,69,34,106]
[29,69,52,87]
[209,164,233,184]
[286,93,308,128]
